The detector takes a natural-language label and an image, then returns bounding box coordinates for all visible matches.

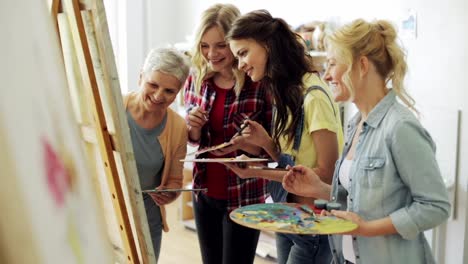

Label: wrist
[188,128,201,142]
[244,145,262,156]
[316,181,332,200]
[264,139,280,161]
[360,221,372,237]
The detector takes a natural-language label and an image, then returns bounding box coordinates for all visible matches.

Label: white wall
[104,0,147,93]
[111,1,468,262]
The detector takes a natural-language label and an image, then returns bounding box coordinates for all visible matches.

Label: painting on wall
[400,9,417,39]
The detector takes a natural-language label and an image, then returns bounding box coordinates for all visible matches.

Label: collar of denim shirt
[348,89,397,131]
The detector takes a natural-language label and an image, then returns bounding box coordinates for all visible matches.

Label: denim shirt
[329,90,450,264]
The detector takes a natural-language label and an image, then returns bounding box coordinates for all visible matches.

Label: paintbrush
[232,122,250,138]
[231,111,262,139]
[298,204,321,223]
[186,142,233,156]
[187,112,261,156]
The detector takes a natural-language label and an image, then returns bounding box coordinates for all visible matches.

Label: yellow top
[278,73,344,168]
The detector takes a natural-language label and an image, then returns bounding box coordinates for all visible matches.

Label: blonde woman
[124,48,190,262]
[283,19,450,264]
[184,4,273,264]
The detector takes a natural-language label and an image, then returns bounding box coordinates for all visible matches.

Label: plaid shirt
[184,74,273,211]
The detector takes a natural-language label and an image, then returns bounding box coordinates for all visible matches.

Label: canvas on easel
[0,0,113,263]
[50,0,155,263]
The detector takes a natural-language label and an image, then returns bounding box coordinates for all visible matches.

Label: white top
[339,158,356,263]
[338,158,353,190]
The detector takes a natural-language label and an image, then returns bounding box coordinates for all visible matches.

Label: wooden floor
[159,201,276,264]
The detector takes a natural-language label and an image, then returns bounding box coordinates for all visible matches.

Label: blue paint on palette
[239,203,302,224]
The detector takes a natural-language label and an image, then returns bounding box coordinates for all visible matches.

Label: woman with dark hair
[225,10,343,264]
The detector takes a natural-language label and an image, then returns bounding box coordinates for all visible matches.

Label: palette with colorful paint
[230,203,358,234]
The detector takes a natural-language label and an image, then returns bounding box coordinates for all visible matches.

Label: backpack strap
[292,85,336,152]
[305,85,336,117]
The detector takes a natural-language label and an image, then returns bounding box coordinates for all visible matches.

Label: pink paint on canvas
[43,138,71,207]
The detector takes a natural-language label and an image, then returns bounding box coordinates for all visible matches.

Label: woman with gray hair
[123,47,190,262]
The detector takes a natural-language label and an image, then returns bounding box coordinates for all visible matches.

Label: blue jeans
[144,194,162,263]
[193,193,260,264]
[276,233,332,264]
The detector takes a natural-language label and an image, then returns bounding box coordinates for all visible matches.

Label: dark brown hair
[227,10,315,148]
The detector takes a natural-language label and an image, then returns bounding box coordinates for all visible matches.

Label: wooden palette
[180,157,268,163]
[230,203,358,235]
[187,142,233,156]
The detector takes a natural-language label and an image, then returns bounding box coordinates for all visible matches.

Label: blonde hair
[191,3,245,96]
[326,19,416,113]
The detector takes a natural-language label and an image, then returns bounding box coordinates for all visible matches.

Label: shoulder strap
[292,85,336,152]
[306,85,336,117]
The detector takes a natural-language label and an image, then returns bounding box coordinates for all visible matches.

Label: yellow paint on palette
[316,217,359,234]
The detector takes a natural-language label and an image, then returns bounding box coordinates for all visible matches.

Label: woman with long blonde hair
[184,4,273,264]
[283,19,450,264]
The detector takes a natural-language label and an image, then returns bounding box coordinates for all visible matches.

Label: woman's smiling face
[323,49,351,102]
[200,25,234,73]
[139,70,181,112]
[229,38,268,82]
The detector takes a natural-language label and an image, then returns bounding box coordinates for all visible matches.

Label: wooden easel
[50,0,154,263]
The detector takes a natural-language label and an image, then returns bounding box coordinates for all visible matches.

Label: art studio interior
[1,0,468,264]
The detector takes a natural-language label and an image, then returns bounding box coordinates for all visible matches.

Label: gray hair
[142,47,190,84]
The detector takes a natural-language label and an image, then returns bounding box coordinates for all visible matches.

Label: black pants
[193,193,260,264]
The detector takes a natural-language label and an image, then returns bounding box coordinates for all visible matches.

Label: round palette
[230,203,358,235]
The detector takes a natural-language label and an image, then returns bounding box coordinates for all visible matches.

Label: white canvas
[0,1,113,263]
